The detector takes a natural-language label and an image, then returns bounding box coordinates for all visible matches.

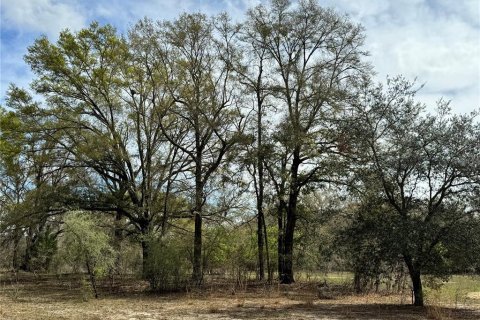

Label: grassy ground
[0,272,479,320]
[424,275,480,307]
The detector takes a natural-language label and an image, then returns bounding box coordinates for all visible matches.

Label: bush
[60,211,116,298]
[144,235,190,291]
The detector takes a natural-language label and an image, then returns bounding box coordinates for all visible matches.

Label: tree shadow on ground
[218,302,480,320]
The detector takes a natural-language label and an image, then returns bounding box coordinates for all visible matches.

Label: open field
[0,272,479,320]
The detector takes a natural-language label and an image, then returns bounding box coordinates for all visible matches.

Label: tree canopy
[1,0,479,307]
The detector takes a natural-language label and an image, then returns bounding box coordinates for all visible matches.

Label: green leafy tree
[246,0,369,283]
[23,22,186,274]
[348,77,480,306]
[0,106,26,270]
[144,13,246,284]
[1,91,69,271]
[62,211,116,298]
[235,8,273,281]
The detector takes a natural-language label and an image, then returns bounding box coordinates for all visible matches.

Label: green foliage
[28,226,59,271]
[293,191,344,273]
[339,197,404,292]
[346,77,480,305]
[144,234,190,291]
[205,225,257,276]
[61,211,116,297]
[0,107,23,166]
[0,3,478,305]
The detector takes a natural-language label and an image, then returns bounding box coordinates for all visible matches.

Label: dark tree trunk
[279,150,300,284]
[410,270,423,306]
[256,160,265,280]
[192,157,204,285]
[21,227,37,272]
[281,193,298,284]
[85,259,99,299]
[12,229,20,271]
[404,255,424,306]
[256,75,266,281]
[354,271,362,294]
[277,200,285,281]
[257,207,265,280]
[192,211,203,284]
[113,211,123,275]
[139,219,152,278]
[141,237,149,278]
[263,214,273,282]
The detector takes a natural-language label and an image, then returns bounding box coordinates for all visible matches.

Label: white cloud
[322,0,480,113]
[1,0,478,113]
[0,0,88,101]
[0,0,86,37]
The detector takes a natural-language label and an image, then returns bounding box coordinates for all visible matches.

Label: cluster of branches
[1,0,479,306]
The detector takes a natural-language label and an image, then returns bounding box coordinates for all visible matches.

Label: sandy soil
[0,273,479,320]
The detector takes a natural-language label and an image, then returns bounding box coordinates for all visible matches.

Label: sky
[1,0,479,113]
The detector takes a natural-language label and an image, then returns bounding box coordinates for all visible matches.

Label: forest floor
[0,272,479,320]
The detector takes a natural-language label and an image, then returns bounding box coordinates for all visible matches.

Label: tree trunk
[12,229,20,271]
[354,271,362,294]
[264,215,273,282]
[141,237,149,278]
[281,196,297,284]
[21,227,36,272]
[192,211,203,284]
[277,201,285,281]
[257,209,265,280]
[410,270,424,306]
[139,218,153,278]
[279,151,300,284]
[192,158,204,285]
[85,259,98,299]
[113,211,123,275]
[256,82,265,281]
[404,255,424,306]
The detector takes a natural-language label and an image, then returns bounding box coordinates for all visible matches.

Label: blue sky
[1,0,479,113]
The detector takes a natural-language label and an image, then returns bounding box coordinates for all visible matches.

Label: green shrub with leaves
[61,211,116,298]
[144,234,190,291]
[202,224,259,285]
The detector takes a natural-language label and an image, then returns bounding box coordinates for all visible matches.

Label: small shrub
[144,235,190,291]
[60,211,116,299]
[208,305,220,313]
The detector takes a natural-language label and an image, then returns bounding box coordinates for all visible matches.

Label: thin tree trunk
[193,211,203,284]
[256,65,265,281]
[12,229,20,271]
[280,151,300,284]
[21,227,36,271]
[281,200,297,284]
[263,212,273,282]
[140,220,152,278]
[354,271,362,294]
[256,160,265,281]
[277,201,285,281]
[404,255,424,306]
[113,211,122,274]
[257,208,265,280]
[85,259,98,299]
[141,238,149,278]
[192,156,203,285]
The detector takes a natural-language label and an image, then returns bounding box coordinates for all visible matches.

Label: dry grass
[0,272,479,320]
[425,305,453,320]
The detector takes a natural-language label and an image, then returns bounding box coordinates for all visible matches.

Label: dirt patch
[0,273,479,320]
[467,292,480,299]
